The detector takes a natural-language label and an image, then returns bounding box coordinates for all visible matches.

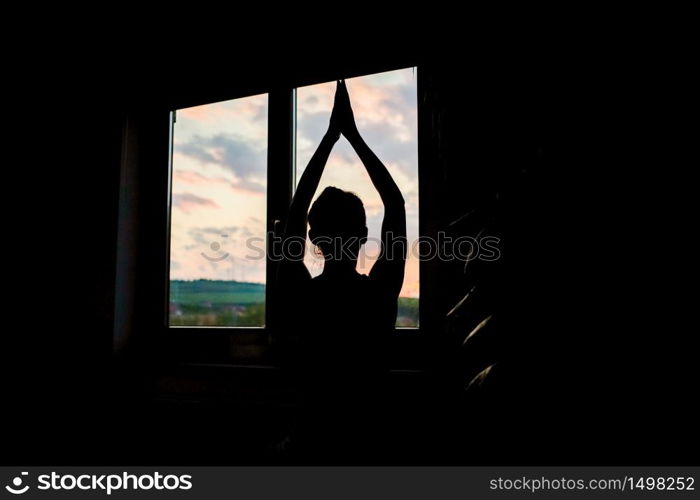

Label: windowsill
[163,326,430,370]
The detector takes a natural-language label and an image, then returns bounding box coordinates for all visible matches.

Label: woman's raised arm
[337,81,407,295]
[278,82,344,282]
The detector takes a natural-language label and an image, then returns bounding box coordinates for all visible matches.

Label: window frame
[150,61,436,367]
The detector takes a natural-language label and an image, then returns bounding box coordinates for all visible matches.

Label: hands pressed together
[328,80,360,142]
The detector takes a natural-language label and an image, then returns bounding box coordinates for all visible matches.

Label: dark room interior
[4,45,696,467]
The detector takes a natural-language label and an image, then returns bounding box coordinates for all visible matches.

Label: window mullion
[265,89,294,330]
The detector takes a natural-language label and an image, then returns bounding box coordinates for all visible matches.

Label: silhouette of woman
[278,80,406,455]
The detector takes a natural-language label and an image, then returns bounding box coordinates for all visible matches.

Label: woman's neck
[320,260,359,278]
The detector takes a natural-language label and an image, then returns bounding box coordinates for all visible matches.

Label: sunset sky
[169,67,419,297]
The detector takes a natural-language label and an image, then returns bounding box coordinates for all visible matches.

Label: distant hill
[170,279,418,327]
[170,279,265,305]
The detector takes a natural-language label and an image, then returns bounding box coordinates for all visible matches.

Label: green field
[170,279,418,327]
[396,297,419,327]
[171,279,264,305]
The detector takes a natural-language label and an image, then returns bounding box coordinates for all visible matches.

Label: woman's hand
[330,80,359,141]
[327,81,344,142]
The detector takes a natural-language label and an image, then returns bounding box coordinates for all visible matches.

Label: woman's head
[308,186,367,260]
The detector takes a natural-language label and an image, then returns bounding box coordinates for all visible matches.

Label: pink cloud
[299,77,410,127]
[172,192,220,213]
[178,96,267,123]
[173,168,229,186]
[178,106,212,121]
[172,168,265,197]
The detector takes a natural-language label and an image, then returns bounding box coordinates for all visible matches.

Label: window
[168,94,268,327]
[295,68,419,326]
[166,66,419,330]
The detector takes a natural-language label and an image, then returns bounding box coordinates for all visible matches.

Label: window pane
[295,68,419,327]
[169,94,267,327]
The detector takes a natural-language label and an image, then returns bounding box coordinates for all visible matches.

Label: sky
[169,67,419,298]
